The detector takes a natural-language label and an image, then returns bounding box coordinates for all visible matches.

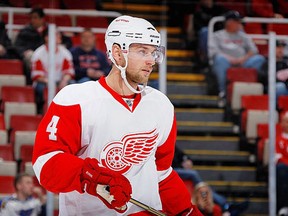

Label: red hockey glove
[80,158,132,213]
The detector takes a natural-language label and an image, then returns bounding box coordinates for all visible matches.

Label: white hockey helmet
[105,15,163,62]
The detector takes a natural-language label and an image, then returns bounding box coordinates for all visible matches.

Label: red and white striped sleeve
[32,101,84,193]
[155,116,193,215]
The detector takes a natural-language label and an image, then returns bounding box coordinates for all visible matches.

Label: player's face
[18,176,34,197]
[126,44,156,84]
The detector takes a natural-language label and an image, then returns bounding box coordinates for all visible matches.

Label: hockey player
[32,15,202,215]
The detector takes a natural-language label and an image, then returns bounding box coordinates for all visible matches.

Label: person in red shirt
[31,28,74,114]
[276,111,288,212]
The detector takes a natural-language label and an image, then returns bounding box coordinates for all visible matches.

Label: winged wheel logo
[100,129,158,173]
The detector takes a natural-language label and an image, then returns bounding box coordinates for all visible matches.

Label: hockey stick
[97,185,166,216]
[129,197,166,216]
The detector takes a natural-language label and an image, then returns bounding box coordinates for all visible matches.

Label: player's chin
[140,76,149,84]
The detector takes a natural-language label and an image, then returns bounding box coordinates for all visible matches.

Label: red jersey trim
[155,115,177,171]
[99,77,141,112]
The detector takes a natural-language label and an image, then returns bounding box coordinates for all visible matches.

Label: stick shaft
[97,185,166,215]
[129,198,166,216]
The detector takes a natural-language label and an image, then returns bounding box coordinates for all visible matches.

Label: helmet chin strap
[112,53,147,94]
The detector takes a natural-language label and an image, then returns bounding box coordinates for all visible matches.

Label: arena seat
[0,113,6,130]
[1,86,34,102]
[267,23,288,35]
[278,0,288,16]
[231,82,264,112]
[214,1,248,16]
[62,0,96,9]
[241,95,269,110]
[9,114,42,147]
[7,0,26,7]
[1,86,35,112]
[0,145,13,161]
[20,145,33,163]
[0,75,26,96]
[4,102,37,129]
[226,68,258,104]
[240,95,270,138]
[251,1,274,17]
[0,161,17,176]
[0,59,23,75]
[244,23,264,34]
[0,130,8,144]
[14,131,36,161]
[0,113,7,144]
[46,15,72,26]
[2,14,29,25]
[76,16,109,28]
[28,0,60,8]
[254,39,268,57]
[245,110,279,140]
[0,176,15,194]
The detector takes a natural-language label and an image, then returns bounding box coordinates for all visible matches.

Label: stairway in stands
[102,1,268,215]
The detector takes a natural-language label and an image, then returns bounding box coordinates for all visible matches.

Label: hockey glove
[80,158,132,213]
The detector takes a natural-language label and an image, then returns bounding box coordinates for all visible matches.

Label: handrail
[6,24,107,34]
[208,16,288,47]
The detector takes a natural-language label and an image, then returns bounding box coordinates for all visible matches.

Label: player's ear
[112,44,123,64]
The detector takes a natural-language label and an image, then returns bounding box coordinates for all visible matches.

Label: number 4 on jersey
[46,115,60,141]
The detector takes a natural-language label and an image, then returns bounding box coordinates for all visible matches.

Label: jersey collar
[99,77,141,112]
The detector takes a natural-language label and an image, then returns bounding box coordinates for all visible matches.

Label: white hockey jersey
[32,77,192,215]
[31,44,74,83]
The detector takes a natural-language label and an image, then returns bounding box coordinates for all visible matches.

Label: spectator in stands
[261,40,288,98]
[192,182,222,216]
[174,146,227,213]
[70,28,111,83]
[276,111,288,213]
[208,10,266,100]
[193,0,226,66]
[14,7,46,85]
[173,146,249,216]
[31,28,74,114]
[0,172,46,216]
[13,7,72,84]
[273,41,288,99]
